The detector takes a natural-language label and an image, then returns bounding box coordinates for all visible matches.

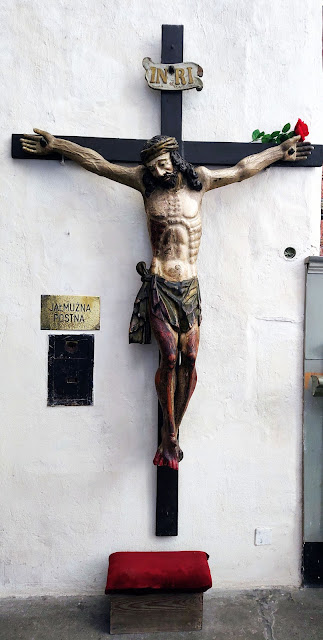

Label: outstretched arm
[20,129,144,192]
[197,136,313,191]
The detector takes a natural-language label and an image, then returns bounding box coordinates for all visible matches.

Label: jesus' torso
[143,180,204,282]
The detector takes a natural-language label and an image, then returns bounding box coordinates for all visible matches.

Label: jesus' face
[146,152,178,188]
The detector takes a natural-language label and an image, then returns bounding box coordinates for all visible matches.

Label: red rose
[294,118,309,141]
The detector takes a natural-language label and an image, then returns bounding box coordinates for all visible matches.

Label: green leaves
[252,129,264,141]
[252,122,295,145]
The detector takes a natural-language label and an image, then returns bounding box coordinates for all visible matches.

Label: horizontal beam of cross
[11,135,323,167]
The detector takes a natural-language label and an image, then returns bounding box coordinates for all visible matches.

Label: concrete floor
[0,589,322,640]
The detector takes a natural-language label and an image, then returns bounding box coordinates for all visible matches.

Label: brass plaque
[41,295,100,330]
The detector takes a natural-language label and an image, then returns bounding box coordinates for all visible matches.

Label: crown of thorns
[140,136,179,164]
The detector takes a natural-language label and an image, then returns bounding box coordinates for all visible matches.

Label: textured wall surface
[0,0,322,596]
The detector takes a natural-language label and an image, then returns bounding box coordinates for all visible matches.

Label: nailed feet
[153,435,183,470]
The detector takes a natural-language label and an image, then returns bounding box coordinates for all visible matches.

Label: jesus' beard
[155,168,179,189]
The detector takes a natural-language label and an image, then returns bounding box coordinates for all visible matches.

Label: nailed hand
[20,128,55,155]
[282,135,313,162]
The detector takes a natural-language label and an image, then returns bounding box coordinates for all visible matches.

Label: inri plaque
[41,295,100,330]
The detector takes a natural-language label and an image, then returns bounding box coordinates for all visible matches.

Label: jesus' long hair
[142,145,202,198]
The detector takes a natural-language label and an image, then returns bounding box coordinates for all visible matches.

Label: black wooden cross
[12,24,323,538]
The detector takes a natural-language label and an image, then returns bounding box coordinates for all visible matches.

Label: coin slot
[65,340,78,354]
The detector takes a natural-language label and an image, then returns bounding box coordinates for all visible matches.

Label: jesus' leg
[150,314,182,470]
[174,321,200,431]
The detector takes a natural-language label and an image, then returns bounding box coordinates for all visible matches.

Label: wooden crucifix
[12,25,323,538]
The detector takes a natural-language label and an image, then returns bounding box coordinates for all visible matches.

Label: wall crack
[255,316,300,324]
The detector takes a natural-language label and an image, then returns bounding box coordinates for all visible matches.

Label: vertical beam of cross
[155,25,183,537]
[161,25,183,153]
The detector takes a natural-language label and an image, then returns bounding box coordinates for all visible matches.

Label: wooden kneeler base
[110,592,203,634]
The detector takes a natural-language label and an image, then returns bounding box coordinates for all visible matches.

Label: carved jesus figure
[20,130,312,469]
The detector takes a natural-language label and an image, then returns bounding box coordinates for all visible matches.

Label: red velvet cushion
[105,551,212,594]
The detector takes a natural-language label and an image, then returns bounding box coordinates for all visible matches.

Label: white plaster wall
[0,0,322,596]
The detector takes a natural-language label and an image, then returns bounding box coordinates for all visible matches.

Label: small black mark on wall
[48,334,94,406]
[284,247,296,259]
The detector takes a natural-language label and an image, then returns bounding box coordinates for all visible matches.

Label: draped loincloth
[129,261,202,344]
